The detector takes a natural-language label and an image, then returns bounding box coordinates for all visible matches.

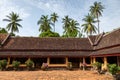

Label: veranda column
[117,56,120,66]
[65,57,68,64]
[83,57,86,63]
[93,57,96,63]
[103,57,107,70]
[90,57,93,64]
[7,57,10,65]
[83,57,86,70]
[47,57,50,65]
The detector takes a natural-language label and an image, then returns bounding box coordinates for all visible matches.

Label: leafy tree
[81,14,97,35]
[90,1,104,34]
[50,12,59,32]
[0,28,8,33]
[37,15,53,32]
[39,30,60,37]
[3,12,22,35]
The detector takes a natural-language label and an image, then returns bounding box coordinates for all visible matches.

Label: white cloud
[25,0,67,17]
[0,0,30,21]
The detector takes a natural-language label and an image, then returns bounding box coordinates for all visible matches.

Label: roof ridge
[94,32,104,46]
[88,36,94,46]
[103,27,120,37]
[0,34,10,46]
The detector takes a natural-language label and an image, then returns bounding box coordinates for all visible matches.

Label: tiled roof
[3,37,93,50]
[94,28,120,50]
[0,28,120,57]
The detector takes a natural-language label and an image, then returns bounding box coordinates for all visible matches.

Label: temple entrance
[68,58,80,68]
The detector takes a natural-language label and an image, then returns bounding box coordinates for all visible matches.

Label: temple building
[0,28,120,69]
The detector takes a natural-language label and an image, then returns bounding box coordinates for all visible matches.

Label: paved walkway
[0,70,113,80]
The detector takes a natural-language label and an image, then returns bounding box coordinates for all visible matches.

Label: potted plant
[0,59,7,71]
[41,63,48,71]
[108,64,120,80]
[12,60,20,71]
[25,59,34,70]
[67,62,72,70]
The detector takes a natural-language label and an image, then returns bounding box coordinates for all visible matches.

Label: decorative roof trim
[88,36,94,46]
[0,34,10,47]
[94,32,104,46]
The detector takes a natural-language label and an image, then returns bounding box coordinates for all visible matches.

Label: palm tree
[3,12,22,35]
[50,12,59,32]
[37,15,52,32]
[90,1,104,34]
[68,20,80,37]
[62,15,71,36]
[81,14,97,35]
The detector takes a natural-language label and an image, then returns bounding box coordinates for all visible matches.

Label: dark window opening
[96,57,104,63]
[50,58,65,64]
[68,58,80,68]
[107,56,117,64]
[85,57,90,64]
[11,58,28,64]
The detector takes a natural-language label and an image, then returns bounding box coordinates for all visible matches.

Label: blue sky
[0,0,120,37]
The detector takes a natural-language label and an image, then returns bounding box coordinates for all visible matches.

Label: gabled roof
[88,33,104,46]
[94,28,120,50]
[91,28,120,56]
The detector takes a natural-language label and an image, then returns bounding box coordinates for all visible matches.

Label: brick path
[0,70,113,80]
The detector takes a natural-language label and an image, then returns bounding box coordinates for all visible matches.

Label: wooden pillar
[47,57,50,65]
[90,57,93,64]
[103,57,107,70]
[66,57,68,64]
[93,57,96,63]
[82,57,86,70]
[83,57,86,63]
[7,57,10,65]
[117,56,120,66]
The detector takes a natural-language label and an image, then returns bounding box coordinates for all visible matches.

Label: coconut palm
[90,1,104,34]
[68,20,80,37]
[50,12,59,32]
[62,15,71,36]
[82,14,97,35]
[37,15,52,32]
[3,12,22,35]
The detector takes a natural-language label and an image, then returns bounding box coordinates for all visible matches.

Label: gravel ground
[0,70,113,80]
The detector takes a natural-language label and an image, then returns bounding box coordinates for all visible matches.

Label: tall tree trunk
[97,16,100,34]
[54,23,55,32]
